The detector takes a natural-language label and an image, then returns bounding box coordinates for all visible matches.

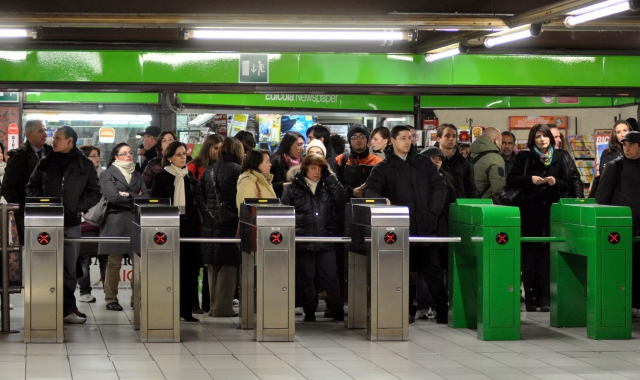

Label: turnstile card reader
[349,203,410,341]
[133,200,180,343]
[24,197,64,343]
[240,199,295,342]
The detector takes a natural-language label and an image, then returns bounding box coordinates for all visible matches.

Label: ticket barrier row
[23,197,419,343]
[448,198,634,341]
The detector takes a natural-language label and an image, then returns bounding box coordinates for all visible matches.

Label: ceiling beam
[504,0,610,27]
[0,12,506,30]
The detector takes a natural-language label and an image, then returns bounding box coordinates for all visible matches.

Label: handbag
[189,176,215,225]
[85,196,109,226]
[498,153,529,206]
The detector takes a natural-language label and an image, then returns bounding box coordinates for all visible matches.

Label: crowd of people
[1,117,639,325]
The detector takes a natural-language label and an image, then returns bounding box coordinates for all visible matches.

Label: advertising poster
[229,114,249,137]
[509,116,568,129]
[594,131,610,176]
[258,114,281,142]
[457,126,472,143]
[214,114,228,136]
[471,126,484,142]
[425,129,438,147]
[281,115,316,140]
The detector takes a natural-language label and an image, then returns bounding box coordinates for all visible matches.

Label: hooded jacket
[362,144,447,239]
[469,135,506,203]
[236,169,277,211]
[281,170,347,252]
[25,147,102,227]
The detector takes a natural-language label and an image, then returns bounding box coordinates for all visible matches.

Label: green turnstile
[449,199,521,341]
[550,199,632,340]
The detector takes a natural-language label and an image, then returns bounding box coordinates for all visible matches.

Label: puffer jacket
[199,154,242,266]
[235,170,277,211]
[281,170,347,252]
[25,148,101,227]
[362,144,447,240]
[469,135,506,203]
[142,156,163,189]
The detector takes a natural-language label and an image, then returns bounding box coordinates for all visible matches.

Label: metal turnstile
[133,199,180,343]
[349,202,410,341]
[24,197,65,343]
[344,199,386,329]
[239,199,295,341]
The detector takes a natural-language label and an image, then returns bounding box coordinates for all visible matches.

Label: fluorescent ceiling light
[484,29,532,48]
[190,29,408,41]
[425,47,460,63]
[57,114,153,122]
[0,29,29,38]
[565,0,630,27]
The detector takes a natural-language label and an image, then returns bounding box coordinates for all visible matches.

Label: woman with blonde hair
[236,149,276,210]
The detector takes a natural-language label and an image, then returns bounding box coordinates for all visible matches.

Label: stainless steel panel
[377,250,403,329]
[346,251,368,329]
[240,250,256,330]
[147,249,174,330]
[240,204,295,227]
[30,250,57,330]
[24,206,64,227]
[352,204,410,228]
[134,204,180,227]
[263,250,289,329]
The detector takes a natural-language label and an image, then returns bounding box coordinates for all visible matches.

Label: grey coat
[98,165,149,255]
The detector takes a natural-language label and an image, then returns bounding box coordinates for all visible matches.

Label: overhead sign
[239,54,268,83]
[509,116,568,130]
[0,92,19,103]
[98,127,115,143]
[7,123,19,150]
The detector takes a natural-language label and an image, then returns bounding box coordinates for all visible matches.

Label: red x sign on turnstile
[496,232,509,245]
[384,232,397,245]
[154,232,167,245]
[270,232,282,244]
[37,232,51,245]
[608,232,620,245]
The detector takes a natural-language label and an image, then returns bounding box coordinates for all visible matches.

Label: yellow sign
[99,127,116,143]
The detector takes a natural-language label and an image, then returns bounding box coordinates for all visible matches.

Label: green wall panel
[26,92,158,103]
[421,96,510,109]
[509,96,612,108]
[298,53,451,85]
[180,93,413,112]
[1,50,640,89]
[603,56,640,87]
[453,55,604,87]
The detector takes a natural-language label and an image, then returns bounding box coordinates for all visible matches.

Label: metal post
[0,203,18,334]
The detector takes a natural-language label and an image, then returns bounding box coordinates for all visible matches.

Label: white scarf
[164,163,189,214]
[303,177,319,195]
[112,160,135,184]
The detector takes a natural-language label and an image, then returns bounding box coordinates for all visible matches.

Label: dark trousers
[522,243,550,303]
[180,242,197,318]
[296,249,343,313]
[63,226,82,316]
[411,245,448,320]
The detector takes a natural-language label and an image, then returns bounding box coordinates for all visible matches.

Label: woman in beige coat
[236,149,277,209]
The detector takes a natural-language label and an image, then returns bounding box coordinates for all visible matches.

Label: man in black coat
[422,123,477,199]
[363,125,449,324]
[1,119,52,244]
[26,126,101,324]
[596,131,640,318]
[137,126,160,173]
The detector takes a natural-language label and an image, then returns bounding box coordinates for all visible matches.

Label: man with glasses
[26,126,102,324]
[2,119,52,244]
[136,126,160,173]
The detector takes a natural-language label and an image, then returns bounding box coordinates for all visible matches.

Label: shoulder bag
[498,153,529,206]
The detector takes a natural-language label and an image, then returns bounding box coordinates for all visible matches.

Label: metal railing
[409,236,462,243]
[1,203,20,334]
[64,237,131,243]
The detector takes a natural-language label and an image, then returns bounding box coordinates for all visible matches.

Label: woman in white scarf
[150,141,200,322]
[98,143,149,311]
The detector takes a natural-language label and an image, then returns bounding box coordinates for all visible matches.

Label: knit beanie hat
[420,146,445,158]
[305,139,327,157]
[347,124,370,146]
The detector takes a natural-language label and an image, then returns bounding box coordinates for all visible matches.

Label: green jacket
[469,135,506,203]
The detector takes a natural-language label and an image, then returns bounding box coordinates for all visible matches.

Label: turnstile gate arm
[408,237,461,243]
[64,237,131,243]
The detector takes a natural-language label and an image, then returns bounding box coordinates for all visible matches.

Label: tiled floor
[1,289,639,380]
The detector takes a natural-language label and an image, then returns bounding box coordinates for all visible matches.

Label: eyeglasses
[350,135,367,140]
[117,151,134,157]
